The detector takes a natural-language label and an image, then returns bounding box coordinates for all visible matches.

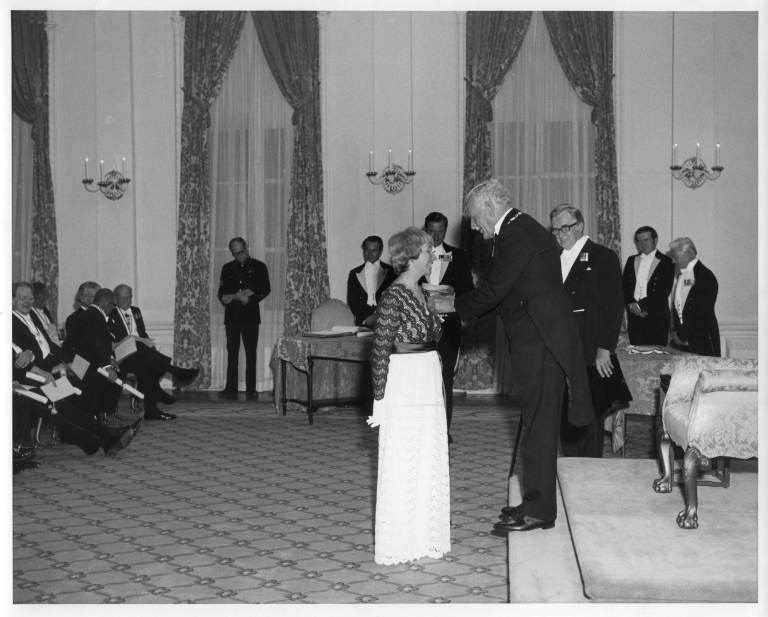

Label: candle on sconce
[85,157,89,179]
[369,151,373,173]
[696,143,700,166]
[408,149,412,172]
[672,144,677,167]
[100,160,104,181]
[716,143,720,167]
[122,158,126,176]
[388,148,392,172]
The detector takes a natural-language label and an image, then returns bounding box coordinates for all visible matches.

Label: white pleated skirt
[369,350,451,566]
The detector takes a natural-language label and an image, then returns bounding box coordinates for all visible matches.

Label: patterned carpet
[12,393,658,605]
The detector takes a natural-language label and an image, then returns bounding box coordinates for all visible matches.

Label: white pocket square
[573,309,585,313]
[586,267,592,271]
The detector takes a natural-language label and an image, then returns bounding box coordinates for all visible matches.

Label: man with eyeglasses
[669,237,720,357]
[217,237,271,399]
[549,204,625,459]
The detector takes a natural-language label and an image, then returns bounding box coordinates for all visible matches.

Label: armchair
[652,355,758,529]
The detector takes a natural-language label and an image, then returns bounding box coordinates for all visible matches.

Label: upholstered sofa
[652,355,758,529]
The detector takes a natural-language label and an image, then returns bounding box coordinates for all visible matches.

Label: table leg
[307,357,314,426]
[281,359,287,415]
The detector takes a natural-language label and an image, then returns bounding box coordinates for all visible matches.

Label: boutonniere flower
[580,253,589,262]
[439,253,453,262]
[683,279,693,286]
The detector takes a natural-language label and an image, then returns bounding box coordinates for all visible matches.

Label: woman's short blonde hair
[388,226,433,274]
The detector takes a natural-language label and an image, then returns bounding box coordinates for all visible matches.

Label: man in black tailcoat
[347,236,398,327]
[622,226,675,346]
[550,204,625,458]
[432,180,592,533]
[669,237,720,357]
[419,212,474,443]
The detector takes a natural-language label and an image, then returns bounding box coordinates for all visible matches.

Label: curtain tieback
[182,87,212,129]
[590,73,615,124]
[290,79,320,126]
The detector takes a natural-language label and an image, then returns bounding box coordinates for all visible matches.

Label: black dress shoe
[217,389,238,399]
[144,411,176,421]
[500,503,524,519]
[245,391,259,401]
[493,515,555,532]
[105,419,143,456]
[174,367,199,383]
[18,458,42,470]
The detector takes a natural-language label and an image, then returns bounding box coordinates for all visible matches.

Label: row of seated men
[12,280,199,474]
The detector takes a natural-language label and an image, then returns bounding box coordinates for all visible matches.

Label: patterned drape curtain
[252,11,330,336]
[456,11,531,391]
[12,10,59,322]
[543,11,620,254]
[174,11,246,388]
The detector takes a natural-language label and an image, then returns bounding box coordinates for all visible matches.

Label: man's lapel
[647,253,661,280]
[356,268,367,294]
[375,265,386,291]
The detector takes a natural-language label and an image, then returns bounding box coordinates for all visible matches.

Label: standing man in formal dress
[420,212,474,443]
[622,226,675,346]
[64,281,100,355]
[347,236,398,327]
[550,205,625,458]
[432,180,592,533]
[218,237,271,399]
[669,237,720,357]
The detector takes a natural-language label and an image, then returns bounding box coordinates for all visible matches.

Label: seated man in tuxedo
[420,212,474,443]
[109,283,198,407]
[31,281,61,345]
[67,288,176,421]
[13,281,141,455]
[63,281,100,355]
[622,226,675,346]
[347,236,397,327]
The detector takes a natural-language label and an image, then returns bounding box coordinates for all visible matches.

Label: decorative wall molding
[719,320,758,359]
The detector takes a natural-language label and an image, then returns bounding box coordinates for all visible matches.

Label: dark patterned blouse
[371,284,443,400]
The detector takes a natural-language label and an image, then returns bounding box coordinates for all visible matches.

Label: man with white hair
[432,179,592,533]
[669,237,720,356]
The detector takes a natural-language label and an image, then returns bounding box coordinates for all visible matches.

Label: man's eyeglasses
[232,249,247,258]
[551,222,580,236]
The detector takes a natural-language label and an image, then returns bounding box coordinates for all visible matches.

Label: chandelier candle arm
[670,143,724,190]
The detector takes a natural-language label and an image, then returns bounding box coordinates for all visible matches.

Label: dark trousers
[437,314,461,431]
[80,371,122,419]
[119,351,169,412]
[225,320,260,393]
[627,310,670,347]
[507,312,565,521]
[560,398,605,458]
[13,395,34,446]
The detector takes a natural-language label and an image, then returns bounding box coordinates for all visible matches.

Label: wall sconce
[670,143,723,190]
[83,157,131,200]
[366,148,415,195]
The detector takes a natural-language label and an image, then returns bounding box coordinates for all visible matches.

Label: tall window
[490,11,596,232]
[209,20,293,392]
[490,12,596,393]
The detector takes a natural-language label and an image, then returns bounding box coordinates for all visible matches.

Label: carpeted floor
[12,393,659,605]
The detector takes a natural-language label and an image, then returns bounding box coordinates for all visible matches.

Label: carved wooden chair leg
[34,418,47,449]
[678,446,711,529]
[652,426,673,493]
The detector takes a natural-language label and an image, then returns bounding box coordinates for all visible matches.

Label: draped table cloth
[606,347,691,453]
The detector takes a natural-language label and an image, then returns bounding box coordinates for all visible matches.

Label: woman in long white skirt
[367,227,451,566]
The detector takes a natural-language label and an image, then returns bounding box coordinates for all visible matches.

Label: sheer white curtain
[489,12,596,393]
[209,21,292,392]
[490,11,596,232]
[12,112,34,283]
